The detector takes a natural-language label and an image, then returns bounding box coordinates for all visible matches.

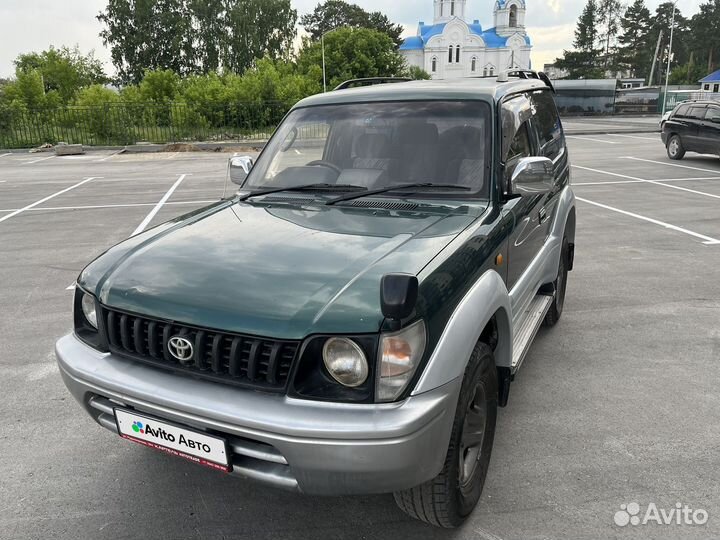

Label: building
[400,0,532,79]
[700,70,720,93]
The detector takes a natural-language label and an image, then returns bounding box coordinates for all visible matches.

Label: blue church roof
[700,69,720,83]
[400,21,530,51]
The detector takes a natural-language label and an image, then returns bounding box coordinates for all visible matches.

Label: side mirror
[510,156,554,197]
[229,156,255,186]
[381,274,419,322]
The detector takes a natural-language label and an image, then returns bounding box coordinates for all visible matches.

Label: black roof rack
[334,77,412,91]
[502,70,556,94]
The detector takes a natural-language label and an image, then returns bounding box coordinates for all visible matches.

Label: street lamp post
[661,2,678,116]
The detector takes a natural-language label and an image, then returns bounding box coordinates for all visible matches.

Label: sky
[0,0,707,79]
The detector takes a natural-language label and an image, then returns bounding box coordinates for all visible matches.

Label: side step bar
[511,294,553,374]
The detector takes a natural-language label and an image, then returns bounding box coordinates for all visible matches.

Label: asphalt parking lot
[1,132,719,540]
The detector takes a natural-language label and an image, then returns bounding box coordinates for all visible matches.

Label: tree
[555,0,603,79]
[301,0,404,47]
[687,0,720,73]
[406,65,432,80]
[98,0,297,83]
[597,0,624,71]
[647,2,689,85]
[618,0,652,78]
[222,0,297,74]
[297,28,406,89]
[98,0,194,84]
[14,46,108,104]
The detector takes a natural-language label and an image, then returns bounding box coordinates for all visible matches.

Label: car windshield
[245,101,492,199]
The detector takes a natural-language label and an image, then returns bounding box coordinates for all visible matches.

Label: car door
[685,105,708,152]
[502,94,546,291]
[528,89,568,242]
[699,105,720,154]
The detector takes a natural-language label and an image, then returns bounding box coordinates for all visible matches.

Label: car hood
[80,200,486,339]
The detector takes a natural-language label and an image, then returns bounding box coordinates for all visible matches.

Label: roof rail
[334,77,412,91]
[497,69,556,93]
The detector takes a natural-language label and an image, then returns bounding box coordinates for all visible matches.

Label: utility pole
[648,30,663,86]
[662,2,677,115]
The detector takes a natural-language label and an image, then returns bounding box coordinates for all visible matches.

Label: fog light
[323,338,369,387]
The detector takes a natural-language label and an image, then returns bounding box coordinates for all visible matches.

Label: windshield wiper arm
[239,183,367,202]
[326,183,471,206]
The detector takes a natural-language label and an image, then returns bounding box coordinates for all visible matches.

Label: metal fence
[0,101,292,149]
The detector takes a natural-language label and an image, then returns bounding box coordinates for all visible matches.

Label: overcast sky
[0,0,706,79]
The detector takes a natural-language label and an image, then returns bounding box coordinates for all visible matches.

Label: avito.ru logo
[614,502,709,527]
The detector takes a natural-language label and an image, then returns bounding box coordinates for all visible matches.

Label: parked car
[662,100,720,160]
[56,72,576,528]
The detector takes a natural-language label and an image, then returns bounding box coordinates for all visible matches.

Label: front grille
[102,307,300,391]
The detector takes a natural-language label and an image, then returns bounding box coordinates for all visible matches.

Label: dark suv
[662,100,720,160]
[57,73,575,528]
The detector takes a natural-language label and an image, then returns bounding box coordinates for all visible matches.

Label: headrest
[355,133,392,158]
[396,122,439,146]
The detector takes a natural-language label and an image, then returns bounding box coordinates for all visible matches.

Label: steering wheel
[306,160,342,175]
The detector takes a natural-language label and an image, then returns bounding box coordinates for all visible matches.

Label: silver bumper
[55,333,461,495]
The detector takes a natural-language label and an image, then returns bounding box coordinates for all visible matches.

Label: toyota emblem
[168,336,194,362]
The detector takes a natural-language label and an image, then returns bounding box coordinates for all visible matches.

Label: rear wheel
[667,135,686,160]
[393,343,498,528]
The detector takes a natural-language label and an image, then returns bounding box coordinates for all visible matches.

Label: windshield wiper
[239,183,367,202]
[326,183,471,206]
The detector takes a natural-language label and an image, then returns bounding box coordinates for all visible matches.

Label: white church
[400,0,532,79]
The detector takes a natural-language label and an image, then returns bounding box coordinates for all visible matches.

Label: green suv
[57,73,576,528]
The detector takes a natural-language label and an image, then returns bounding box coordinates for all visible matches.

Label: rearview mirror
[228,156,255,186]
[510,157,554,197]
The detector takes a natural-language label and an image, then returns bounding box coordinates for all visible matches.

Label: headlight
[377,320,427,402]
[81,293,98,329]
[323,337,369,388]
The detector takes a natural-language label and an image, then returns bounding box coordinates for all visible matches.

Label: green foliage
[139,69,181,103]
[98,0,297,84]
[12,46,108,105]
[687,0,720,73]
[597,0,624,70]
[300,0,404,47]
[405,66,432,80]
[297,28,406,90]
[75,85,121,107]
[618,0,652,78]
[555,0,604,79]
[669,62,707,85]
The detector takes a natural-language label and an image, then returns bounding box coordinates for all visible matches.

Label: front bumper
[56,333,461,495]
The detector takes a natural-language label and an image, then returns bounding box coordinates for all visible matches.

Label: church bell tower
[434,0,467,23]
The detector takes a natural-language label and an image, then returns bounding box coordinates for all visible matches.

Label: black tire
[667,134,686,160]
[544,235,569,327]
[393,343,498,528]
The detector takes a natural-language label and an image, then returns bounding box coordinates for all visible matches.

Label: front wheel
[667,135,686,160]
[393,342,498,528]
[544,235,569,327]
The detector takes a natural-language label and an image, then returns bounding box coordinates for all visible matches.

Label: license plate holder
[114,408,231,473]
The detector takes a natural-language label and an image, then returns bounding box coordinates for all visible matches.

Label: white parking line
[566,135,617,144]
[0,200,217,213]
[577,196,720,245]
[94,150,125,162]
[624,156,720,175]
[131,174,190,236]
[21,155,56,165]
[606,133,659,141]
[0,153,12,159]
[572,165,720,200]
[574,176,720,186]
[0,177,101,224]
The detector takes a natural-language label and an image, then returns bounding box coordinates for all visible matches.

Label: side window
[689,106,707,120]
[707,106,720,123]
[530,90,562,160]
[504,122,532,185]
[674,105,690,118]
